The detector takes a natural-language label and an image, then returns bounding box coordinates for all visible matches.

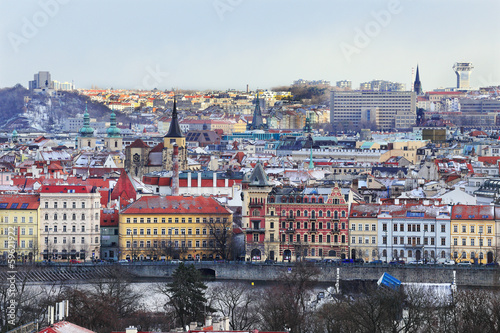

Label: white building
[39,185,101,261]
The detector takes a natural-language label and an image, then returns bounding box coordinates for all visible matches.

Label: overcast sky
[1,0,499,91]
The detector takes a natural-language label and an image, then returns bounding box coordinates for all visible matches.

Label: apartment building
[39,185,101,261]
[330,90,416,130]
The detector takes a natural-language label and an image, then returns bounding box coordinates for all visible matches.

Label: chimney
[172,144,179,196]
[205,315,212,327]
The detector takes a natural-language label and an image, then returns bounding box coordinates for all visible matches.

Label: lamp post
[46,227,52,262]
[479,230,483,265]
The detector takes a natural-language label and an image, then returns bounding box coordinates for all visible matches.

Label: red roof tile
[111,170,136,202]
[0,194,40,209]
[121,195,232,215]
[452,204,494,219]
[40,185,95,194]
[128,139,150,148]
[38,321,95,333]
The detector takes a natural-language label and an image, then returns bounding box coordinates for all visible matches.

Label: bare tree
[209,283,260,330]
[205,217,232,260]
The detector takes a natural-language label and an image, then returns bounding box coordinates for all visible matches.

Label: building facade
[330,91,416,130]
[39,185,101,261]
[118,195,233,261]
[0,194,40,262]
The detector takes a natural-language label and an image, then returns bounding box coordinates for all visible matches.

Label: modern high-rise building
[330,90,416,130]
[29,71,53,92]
[453,62,473,90]
[336,80,352,89]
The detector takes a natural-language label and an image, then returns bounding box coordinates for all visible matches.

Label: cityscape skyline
[1,0,499,91]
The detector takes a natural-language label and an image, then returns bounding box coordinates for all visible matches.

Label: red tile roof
[0,194,40,209]
[478,156,500,165]
[101,208,119,227]
[40,185,95,194]
[121,195,232,215]
[452,204,494,219]
[38,321,95,333]
[128,139,150,148]
[111,170,136,203]
[150,142,164,152]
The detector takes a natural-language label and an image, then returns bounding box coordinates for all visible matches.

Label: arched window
[63,214,67,221]
[318,211,323,217]
[311,211,316,219]
[81,214,85,221]
[334,211,338,219]
[289,196,294,203]
[382,249,387,257]
[341,211,346,217]
[334,235,338,243]
[327,211,331,217]
[304,210,308,217]
[400,250,404,258]
[319,235,323,243]
[53,214,57,221]
[72,214,76,220]
[296,234,301,242]
[296,210,301,217]
[304,234,308,242]
[252,210,260,216]
[327,235,331,243]
[408,250,413,258]
[441,251,446,259]
[45,214,49,220]
[312,197,316,203]
[289,210,293,218]
[303,197,308,203]
[282,210,286,216]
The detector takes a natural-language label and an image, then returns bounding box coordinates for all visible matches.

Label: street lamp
[479,230,483,265]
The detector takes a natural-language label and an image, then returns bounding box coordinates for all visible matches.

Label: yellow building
[349,204,380,262]
[232,119,247,133]
[119,195,233,261]
[451,205,496,264]
[0,194,40,262]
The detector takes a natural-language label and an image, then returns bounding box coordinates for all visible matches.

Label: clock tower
[163,99,187,170]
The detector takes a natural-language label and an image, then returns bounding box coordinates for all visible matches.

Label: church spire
[414,65,422,95]
[247,91,267,131]
[165,98,183,138]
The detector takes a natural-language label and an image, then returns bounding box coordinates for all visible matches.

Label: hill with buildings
[0,85,119,133]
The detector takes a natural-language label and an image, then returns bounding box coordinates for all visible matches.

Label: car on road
[170,259,182,264]
[443,260,455,265]
[389,260,405,265]
[369,260,384,265]
[118,259,129,264]
[457,261,472,266]
[485,262,499,267]
[408,260,423,265]
[69,259,81,264]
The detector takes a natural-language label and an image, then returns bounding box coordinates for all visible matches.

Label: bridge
[1,263,500,287]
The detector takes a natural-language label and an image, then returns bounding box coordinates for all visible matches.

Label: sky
[1,0,499,92]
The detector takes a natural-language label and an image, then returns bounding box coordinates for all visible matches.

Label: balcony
[285,227,295,233]
[309,228,318,233]
[331,228,340,234]
[249,202,263,208]
[286,216,295,221]
[245,228,266,233]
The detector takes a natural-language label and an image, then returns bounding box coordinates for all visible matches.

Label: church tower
[414,65,423,95]
[246,92,268,131]
[162,99,187,170]
[77,103,96,149]
[104,111,122,152]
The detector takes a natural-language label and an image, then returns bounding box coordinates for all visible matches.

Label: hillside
[0,85,125,133]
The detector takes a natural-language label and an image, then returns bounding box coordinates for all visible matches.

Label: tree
[257,262,320,333]
[159,263,211,328]
[209,283,260,330]
[205,216,232,260]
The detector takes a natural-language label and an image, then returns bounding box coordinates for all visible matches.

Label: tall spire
[247,91,267,131]
[107,111,121,137]
[165,98,183,138]
[414,65,422,95]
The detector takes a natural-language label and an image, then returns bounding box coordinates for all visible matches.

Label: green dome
[78,103,94,137]
[106,112,121,137]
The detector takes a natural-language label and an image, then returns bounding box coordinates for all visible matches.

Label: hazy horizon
[1,0,499,91]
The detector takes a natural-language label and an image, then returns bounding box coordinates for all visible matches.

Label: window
[72,202,76,209]
[441,225,445,233]
[382,236,387,245]
[81,202,85,209]
[471,239,475,246]
[372,224,376,231]
[63,202,67,208]
[54,202,58,209]
[81,214,85,221]
[453,225,458,233]
[431,225,435,233]
[45,202,49,208]
[95,237,98,244]
[393,224,397,232]
[81,237,85,244]
[488,239,492,247]
[72,237,76,244]
[462,225,466,233]
[479,226,484,234]
[352,237,356,244]
[393,237,397,244]
[462,238,466,246]
[488,226,492,234]
[441,238,446,246]
[471,225,475,233]
[382,224,387,232]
